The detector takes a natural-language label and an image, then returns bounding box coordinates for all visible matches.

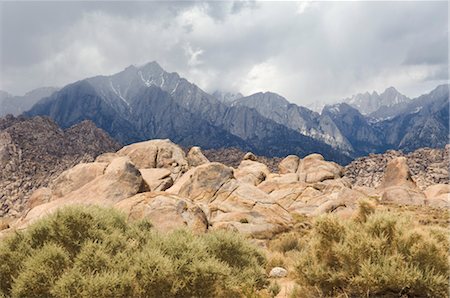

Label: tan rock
[297,153,342,183]
[424,184,450,208]
[208,180,293,239]
[95,152,119,163]
[117,139,188,180]
[234,160,270,186]
[187,146,209,167]
[17,157,143,228]
[140,168,173,191]
[278,155,300,174]
[171,162,234,202]
[51,162,108,198]
[243,152,257,161]
[258,173,300,193]
[115,192,208,234]
[380,186,425,206]
[27,187,53,210]
[379,157,417,189]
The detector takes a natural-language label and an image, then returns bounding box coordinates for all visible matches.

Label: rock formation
[0,115,120,218]
[2,138,448,241]
[344,146,449,189]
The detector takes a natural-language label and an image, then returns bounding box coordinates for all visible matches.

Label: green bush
[294,206,449,297]
[0,206,267,297]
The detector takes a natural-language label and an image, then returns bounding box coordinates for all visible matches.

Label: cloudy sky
[0,1,448,105]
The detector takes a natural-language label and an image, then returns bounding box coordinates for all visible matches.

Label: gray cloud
[0,1,448,105]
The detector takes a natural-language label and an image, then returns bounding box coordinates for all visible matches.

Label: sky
[0,1,448,105]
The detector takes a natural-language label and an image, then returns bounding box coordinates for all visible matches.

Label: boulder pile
[4,139,449,239]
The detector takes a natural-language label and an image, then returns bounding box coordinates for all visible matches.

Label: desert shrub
[269,232,301,253]
[266,252,287,274]
[294,207,449,297]
[268,281,281,297]
[0,206,267,297]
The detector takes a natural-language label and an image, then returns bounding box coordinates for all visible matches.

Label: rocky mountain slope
[231,92,353,153]
[343,86,410,116]
[26,62,351,164]
[24,62,448,162]
[0,115,120,217]
[344,145,449,190]
[323,85,449,154]
[4,139,447,240]
[0,87,58,117]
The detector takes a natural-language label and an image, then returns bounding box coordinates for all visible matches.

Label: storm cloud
[0,1,448,105]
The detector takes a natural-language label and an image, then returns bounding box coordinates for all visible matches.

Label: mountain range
[2,61,445,164]
[0,87,58,117]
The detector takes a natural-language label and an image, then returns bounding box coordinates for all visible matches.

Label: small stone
[269,267,288,278]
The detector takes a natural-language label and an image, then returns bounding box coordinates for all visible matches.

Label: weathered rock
[187,146,209,167]
[377,157,427,206]
[297,153,342,183]
[424,184,450,208]
[203,147,281,172]
[208,180,292,239]
[140,168,173,191]
[269,267,288,278]
[168,162,292,238]
[95,152,119,163]
[0,115,119,218]
[17,157,143,228]
[115,192,208,234]
[258,173,300,193]
[278,155,300,174]
[117,139,188,180]
[170,162,234,202]
[380,186,426,206]
[243,152,257,161]
[379,157,417,189]
[26,187,52,210]
[234,160,270,186]
[344,146,449,190]
[51,162,108,198]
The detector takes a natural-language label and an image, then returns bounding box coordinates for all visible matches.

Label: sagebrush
[293,205,449,297]
[0,206,267,297]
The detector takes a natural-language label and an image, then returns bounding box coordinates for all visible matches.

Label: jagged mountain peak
[344,86,410,115]
[212,91,244,104]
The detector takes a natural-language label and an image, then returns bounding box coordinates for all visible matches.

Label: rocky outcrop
[117,139,188,181]
[423,184,450,208]
[203,147,282,172]
[297,154,343,183]
[278,155,300,174]
[187,146,209,167]
[115,192,208,233]
[378,157,425,206]
[344,146,449,190]
[234,159,270,186]
[0,115,120,218]
[4,138,448,240]
[168,162,292,239]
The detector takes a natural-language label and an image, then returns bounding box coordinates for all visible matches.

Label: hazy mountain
[322,103,385,155]
[344,86,410,115]
[26,62,351,163]
[0,87,58,117]
[212,91,244,104]
[24,61,447,162]
[375,84,449,151]
[323,84,449,154]
[231,92,354,153]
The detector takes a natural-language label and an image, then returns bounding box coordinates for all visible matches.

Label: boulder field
[6,139,450,239]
